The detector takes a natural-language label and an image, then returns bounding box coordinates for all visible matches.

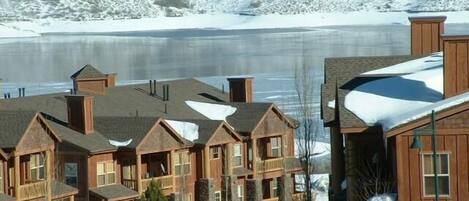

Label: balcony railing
[122,179,138,191]
[257,158,284,173]
[18,181,46,200]
[263,198,279,201]
[141,175,173,191]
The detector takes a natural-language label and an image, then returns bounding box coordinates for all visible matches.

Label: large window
[422,153,450,197]
[97,161,116,186]
[233,144,243,167]
[175,151,191,175]
[30,153,45,182]
[65,163,78,187]
[0,162,3,193]
[271,137,282,158]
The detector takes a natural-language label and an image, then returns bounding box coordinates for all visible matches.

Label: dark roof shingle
[0,111,37,149]
[70,64,106,79]
[90,184,139,200]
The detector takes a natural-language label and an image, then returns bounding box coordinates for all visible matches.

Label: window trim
[211,146,220,160]
[64,162,78,187]
[96,160,116,187]
[214,191,221,201]
[174,151,191,176]
[30,153,45,182]
[270,137,282,158]
[233,143,243,167]
[421,152,451,198]
[237,184,244,201]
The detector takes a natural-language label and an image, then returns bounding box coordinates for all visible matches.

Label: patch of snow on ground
[109,139,132,147]
[345,54,444,130]
[166,120,199,142]
[185,100,237,120]
[295,173,329,200]
[367,194,396,201]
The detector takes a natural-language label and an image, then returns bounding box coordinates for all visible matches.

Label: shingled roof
[321,55,424,128]
[70,64,106,79]
[90,184,139,201]
[0,111,39,149]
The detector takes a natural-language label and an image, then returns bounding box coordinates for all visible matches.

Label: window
[211,146,220,159]
[237,184,244,201]
[214,191,221,201]
[30,153,45,182]
[65,163,78,187]
[233,144,243,167]
[0,162,3,193]
[271,137,282,158]
[97,161,116,186]
[422,153,450,197]
[122,162,136,180]
[175,151,191,175]
[271,179,279,197]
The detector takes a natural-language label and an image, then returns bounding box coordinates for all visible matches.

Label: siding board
[456,42,468,92]
[422,23,432,53]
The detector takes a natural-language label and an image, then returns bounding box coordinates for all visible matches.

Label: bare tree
[294,59,319,201]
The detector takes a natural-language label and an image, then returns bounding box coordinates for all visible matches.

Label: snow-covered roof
[343,52,469,132]
[185,100,237,120]
[109,139,132,147]
[165,120,199,142]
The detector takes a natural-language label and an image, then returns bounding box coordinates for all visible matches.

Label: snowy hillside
[2,0,469,21]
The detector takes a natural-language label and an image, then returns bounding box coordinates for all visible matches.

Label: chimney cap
[227,77,254,81]
[441,33,469,41]
[408,16,447,22]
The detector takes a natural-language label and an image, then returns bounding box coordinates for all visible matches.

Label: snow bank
[109,139,132,147]
[3,11,469,38]
[367,194,396,201]
[185,100,237,120]
[0,24,39,38]
[345,53,444,130]
[295,173,329,192]
[295,140,330,158]
[166,120,199,142]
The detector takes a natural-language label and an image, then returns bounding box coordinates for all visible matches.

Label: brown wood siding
[411,20,444,56]
[75,79,106,95]
[252,109,292,138]
[443,38,469,98]
[137,123,184,154]
[16,117,55,155]
[173,149,196,199]
[58,152,88,199]
[87,152,120,188]
[396,132,469,201]
[208,126,238,146]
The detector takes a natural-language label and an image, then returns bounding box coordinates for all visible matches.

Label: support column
[331,126,345,198]
[279,174,292,201]
[252,139,258,177]
[46,150,52,201]
[197,178,214,201]
[246,179,262,201]
[14,154,20,200]
[170,150,176,192]
[204,146,210,178]
[225,143,233,175]
[223,176,238,201]
[136,154,142,194]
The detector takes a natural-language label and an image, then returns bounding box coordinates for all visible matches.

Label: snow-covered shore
[3,11,469,38]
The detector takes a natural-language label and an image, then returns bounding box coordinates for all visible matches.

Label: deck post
[226,143,233,175]
[171,150,176,192]
[46,150,52,201]
[136,154,142,194]
[14,154,20,200]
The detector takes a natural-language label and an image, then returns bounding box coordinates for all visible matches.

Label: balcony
[262,193,309,201]
[18,181,46,200]
[257,158,284,173]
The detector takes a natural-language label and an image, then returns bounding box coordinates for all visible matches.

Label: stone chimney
[65,95,94,134]
[227,77,254,103]
[409,16,446,56]
[442,34,469,98]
